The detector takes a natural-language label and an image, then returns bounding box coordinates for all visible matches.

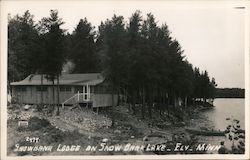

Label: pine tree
[69,18,99,73]
[97,14,129,124]
[38,10,66,115]
[8,11,39,86]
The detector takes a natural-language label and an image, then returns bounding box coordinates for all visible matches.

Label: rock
[47,107,112,132]
[143,136,149,141]
[114,129,122,134]
[102,138,109,143]
[18,120,28,127]
[200,126,208,131]
[131,136,135,139]
[180,122,186,125]
[24,105,31,110]
[148,133,165,138]
[61,129,66,132]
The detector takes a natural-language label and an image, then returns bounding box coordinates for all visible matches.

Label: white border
[1,0,249,160]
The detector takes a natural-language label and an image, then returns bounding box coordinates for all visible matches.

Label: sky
[2,0,247,88]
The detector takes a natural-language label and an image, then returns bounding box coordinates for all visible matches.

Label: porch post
[83,85,84,100]
[87,84,89,100]
[77,91,79,101]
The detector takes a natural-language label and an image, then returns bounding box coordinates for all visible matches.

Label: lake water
[205,98,245,130]
[189,98,245,153]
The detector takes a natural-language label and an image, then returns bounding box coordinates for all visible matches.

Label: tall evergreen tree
[98,14,129,124]
[38,10,66,115]
[69,18,99,73]
[8,11,39,87]
[126,11,143,114]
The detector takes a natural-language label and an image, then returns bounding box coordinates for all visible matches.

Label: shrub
[17,126,28,132]
[225,118,245,154]
[41,128,66,144]
[28,117,50,131]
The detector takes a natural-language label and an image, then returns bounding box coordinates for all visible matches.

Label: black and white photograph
[0,0,249,159]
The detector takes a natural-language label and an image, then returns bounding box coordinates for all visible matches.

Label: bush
[17,126,28,132]
[11,97,19,104]
[42,128,67,144]
[28,117,50,131]
[36,104,44,112]
[48,128,65,143]
[224,118,245,154]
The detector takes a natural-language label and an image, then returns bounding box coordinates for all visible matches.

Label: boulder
[102,138,109,143]
[24,105,31,110]
[143,136,149,141]
[114,129,122,134]
[18,120,29,127]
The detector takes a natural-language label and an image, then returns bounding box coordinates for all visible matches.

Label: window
[96,85,104,94]
[90,86,94,93]
[84,86,87,93]
[60,86,71,92]
[17,86,26,92]
[75,86,83,93]
[36,86,47,92]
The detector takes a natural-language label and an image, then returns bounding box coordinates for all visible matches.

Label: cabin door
[83,84,90,101]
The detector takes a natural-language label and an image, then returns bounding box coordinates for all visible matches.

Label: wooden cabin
[10,73,118,108]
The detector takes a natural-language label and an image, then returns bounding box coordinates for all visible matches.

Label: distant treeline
[215,88,245,98]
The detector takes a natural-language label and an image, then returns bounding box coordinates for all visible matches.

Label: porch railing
[61,91,91,109]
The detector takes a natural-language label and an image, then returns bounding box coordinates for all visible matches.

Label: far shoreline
[215,97,245,99]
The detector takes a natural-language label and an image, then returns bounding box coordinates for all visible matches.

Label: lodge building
[10,73,118,108]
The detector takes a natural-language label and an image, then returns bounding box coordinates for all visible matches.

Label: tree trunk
[111,85,115,126]
[56,75,60,116]
[52,79,55,112]
[156,88,160,116]
[141,86,145,119]
[127,90,132,112]
[163,92,167,114]
[41,74,44,105]
[7,80,11,96]
[185,96,187,107]
[160,91,164,116]
[117,90,120,106]
[148,88,152,119]
[167,95,170,117]
[131,90,136,115]
[204,98,207,103]
[174,95,177,108]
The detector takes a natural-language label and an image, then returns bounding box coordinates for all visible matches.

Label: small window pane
[90,86,94,93]
[75,86,83,93]
[36,86,47,92]
[17,86,26,92]
[66,86,71,92]
[60,86,71,92]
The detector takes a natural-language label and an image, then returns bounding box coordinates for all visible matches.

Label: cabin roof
[10,73,104,86]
